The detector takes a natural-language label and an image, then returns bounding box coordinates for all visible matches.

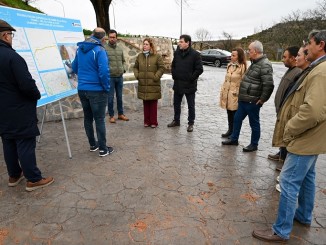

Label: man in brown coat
[253,29,326,243]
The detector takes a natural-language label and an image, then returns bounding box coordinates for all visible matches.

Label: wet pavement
[0,64,325,245]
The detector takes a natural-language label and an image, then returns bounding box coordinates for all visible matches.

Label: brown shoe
[118,114,129,121]
[268,153,280,161]
[252,229,287,243]
[187,124,193,132]
[109,117,116,123]
[167,120,180,127]
[26,177,54,192]
[8,173,24,187]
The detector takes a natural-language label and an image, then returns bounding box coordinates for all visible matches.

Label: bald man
[72,27,113,157]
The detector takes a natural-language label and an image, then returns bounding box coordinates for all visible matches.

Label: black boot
[221,110,235,138]
[221,129,232,138]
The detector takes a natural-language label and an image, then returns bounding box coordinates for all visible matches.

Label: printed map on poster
[0,6,85,107]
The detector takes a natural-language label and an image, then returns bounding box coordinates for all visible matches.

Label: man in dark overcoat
[0,19,54,191]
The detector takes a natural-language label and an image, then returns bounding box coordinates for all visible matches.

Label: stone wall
[37,74,174,122]
[119,37,174,73]
[36,37,175,122]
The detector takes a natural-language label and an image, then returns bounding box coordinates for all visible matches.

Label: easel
[37,100,72,159]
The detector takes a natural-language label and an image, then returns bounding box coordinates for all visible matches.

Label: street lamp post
[111,3,116,29]
[53,0,65,17]
[180,0,183,35]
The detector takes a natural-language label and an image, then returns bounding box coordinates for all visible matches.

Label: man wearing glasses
[0,19,54,191]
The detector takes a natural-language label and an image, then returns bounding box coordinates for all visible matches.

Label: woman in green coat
[133,38,165,128]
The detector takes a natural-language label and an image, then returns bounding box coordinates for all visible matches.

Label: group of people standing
[1,17,326,243]
[0,20,203,191]
[134,34,203,131]
[221,40,274,152]
[217,30,326,242]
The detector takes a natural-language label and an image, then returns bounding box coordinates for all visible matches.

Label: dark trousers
[280,147,288,160]
[143,100,158,126]
[173,92,195,125]
[1,137,42,182]
[227,110,236,131]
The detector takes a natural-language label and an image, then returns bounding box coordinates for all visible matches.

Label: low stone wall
[123,74,174,111]
[119,37,174,73]
[37,74,174,122]
[36,37,175,122]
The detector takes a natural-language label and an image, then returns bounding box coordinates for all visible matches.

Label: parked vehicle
[200,49,231,67]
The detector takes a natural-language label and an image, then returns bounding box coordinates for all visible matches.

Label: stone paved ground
[0,65,325,245]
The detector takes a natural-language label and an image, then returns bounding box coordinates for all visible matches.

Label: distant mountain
[194,18,326,60]
[239,18,326,60]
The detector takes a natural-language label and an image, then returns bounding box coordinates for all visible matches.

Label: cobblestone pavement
[0,64,325,245]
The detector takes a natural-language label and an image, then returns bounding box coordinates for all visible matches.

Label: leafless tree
[219,31,234,51]
[195,28,211,41]
[194,28,212,50]
[306,0,326,20]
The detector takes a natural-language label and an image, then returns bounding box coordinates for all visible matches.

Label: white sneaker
[276,175,280,182]
[276,184,281,193]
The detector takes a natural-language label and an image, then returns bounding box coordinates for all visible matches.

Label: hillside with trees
[2,0,326,60]
[194,0,326,60]
[240,1,326,60]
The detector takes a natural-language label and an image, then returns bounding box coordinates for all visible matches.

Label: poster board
[0,6,85,107]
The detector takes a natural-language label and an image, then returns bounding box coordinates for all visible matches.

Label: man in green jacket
[105,29,128,123]
[253,29,326,242]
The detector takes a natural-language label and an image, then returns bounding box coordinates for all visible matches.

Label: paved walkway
[0,65,325,244]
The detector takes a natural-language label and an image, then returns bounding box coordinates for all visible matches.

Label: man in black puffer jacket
[222,40,274,152]
[167,34,203,132]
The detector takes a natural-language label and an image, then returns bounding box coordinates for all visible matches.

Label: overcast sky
[30,0,318,39]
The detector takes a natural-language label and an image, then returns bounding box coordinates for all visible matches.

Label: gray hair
[308,29,326,52]
[251,40,264,53]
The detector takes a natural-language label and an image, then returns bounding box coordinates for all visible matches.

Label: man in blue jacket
[0,19,54,191]
[72,27,113,157]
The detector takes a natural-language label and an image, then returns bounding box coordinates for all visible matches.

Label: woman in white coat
[220,48,247,138]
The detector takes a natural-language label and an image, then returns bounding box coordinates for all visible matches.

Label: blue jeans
[272,153,317,239]
[78,90,108,151]
[173,92,195,125]
[230,101,261,146]
[107,76,124,117]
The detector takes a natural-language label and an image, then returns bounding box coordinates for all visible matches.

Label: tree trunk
[89,0,112,33]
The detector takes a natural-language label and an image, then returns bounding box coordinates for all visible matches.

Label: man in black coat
[167,34,203,132]
[0,19,54,191]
